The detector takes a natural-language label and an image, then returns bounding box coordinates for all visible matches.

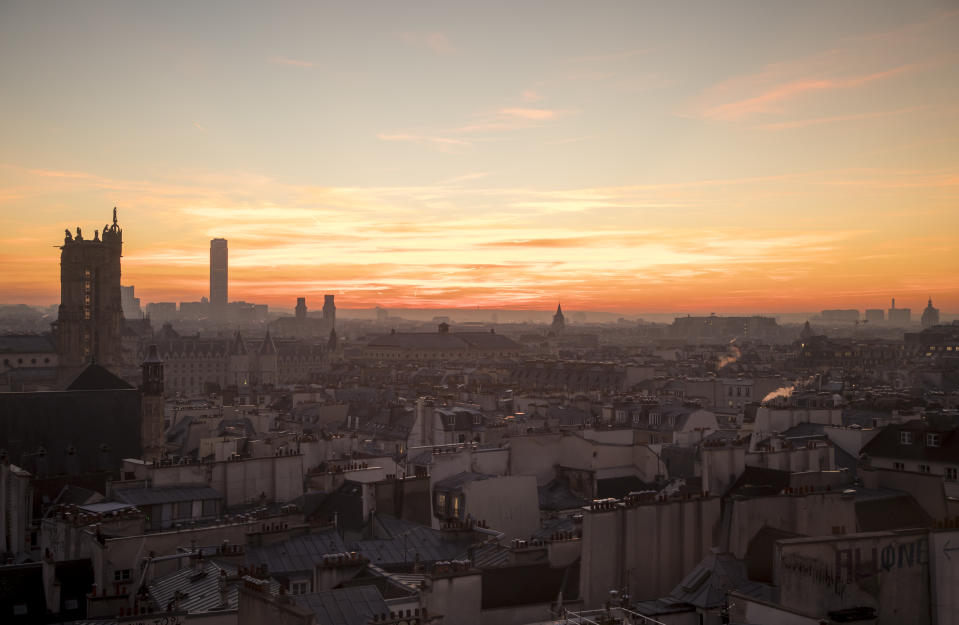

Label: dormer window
[900,431,913,445]
[926,433,940,448]
[448,415,455,427]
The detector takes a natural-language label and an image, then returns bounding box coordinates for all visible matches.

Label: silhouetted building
[671,314,779,342]
[271,296,334,339]
[54,208,125,375]
[821,309,858,322]
[210,238,228,320]
[140,345,164,460]
[323,294,336,329]
[550,303,566,335]
[120,285,142,319]
[0,362,142,477]
[887,298,911,325]
[864,308,884,323]
[364,324,523,361]
[921,297,940,329]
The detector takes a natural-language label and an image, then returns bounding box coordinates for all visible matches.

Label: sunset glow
[1,1,957,313]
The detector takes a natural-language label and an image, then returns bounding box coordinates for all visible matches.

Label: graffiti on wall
[782,536,929,598]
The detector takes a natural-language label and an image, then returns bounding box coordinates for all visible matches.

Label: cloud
[521,89,543,102]
[377,133,472,152]
[699,65,916,121]
[568,49,647,64]
[453,107,572,133]
[270,56,314,68]
[192,121,207,133]
[400,32,455,55]
[755,106,926,131]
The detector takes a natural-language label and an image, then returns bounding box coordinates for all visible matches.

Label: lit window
[900,431,913,445]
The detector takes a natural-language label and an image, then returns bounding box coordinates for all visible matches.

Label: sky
[1,0,957,314]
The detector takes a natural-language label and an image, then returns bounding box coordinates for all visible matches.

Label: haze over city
[2,0,958,313]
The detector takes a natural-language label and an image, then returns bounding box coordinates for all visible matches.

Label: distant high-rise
[121,285,142,319]
[323,294,336,329]
[295,297,308,321]
[210,238,228,318]
[888,298,911,325]
[864,309,885,323]
[55,208,125,371]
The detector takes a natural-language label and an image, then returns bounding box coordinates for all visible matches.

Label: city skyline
[1,1,958,312]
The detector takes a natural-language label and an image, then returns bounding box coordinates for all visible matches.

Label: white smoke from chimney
[717,339,741,370]
[762,386,794,404]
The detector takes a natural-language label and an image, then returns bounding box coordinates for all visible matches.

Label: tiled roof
[0,334,55,353]
[149,560,237,613]
[292,586,389,625]
[245,530,347,576]
[66,364,134,390]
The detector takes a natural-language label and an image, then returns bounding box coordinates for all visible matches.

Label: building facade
[209,238,228,320]
[54,208,125,373]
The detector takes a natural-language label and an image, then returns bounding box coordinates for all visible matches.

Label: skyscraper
[55,208,125,371]
[210,238,228,319]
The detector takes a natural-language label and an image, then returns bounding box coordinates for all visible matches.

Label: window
[202,499,217,517]
[114,569,131,582]
[919,464,931,474]
[946,467,958,482]
[900,431,913,445]
[926,433,941,447]
[435,492,447,513]
[448,415,455,426]
[290,580,310,595]
[473,414,482,425]
[893,462,905,470]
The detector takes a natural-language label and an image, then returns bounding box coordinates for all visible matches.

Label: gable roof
[66,363,134,390]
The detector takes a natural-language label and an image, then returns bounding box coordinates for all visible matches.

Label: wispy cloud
[698,64,916,121]
[755,106,926,131]
[521,88,543,103]
[192,121,207,133]
[568,49,647,64]
[400,32,455,55]
[269,56,314,68]
[377,133,472,152]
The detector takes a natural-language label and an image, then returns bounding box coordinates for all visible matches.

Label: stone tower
[140,344,165,460]
[323,294,336,331]
[550,303,566,335]
[55,208,125,373]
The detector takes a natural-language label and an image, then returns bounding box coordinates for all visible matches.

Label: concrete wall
[210,454,304,507]
[0,463,32,558]
[754,407,841,437]
[825,426,880,458]
[929,530,959,625]
[579,497,721,607]
[462,475,539,541]
[776,530,933,625]
[510,432,658,487]
[701,444,833,496]
[726,492,857,558]
[860,468,949,523]
[424,572,482,625]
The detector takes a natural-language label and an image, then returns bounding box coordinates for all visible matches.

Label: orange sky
[1,2,957,314]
